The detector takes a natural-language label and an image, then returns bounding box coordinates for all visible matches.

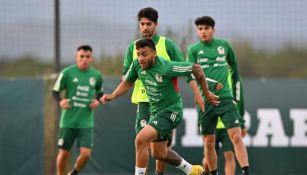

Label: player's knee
[80,149,92,158]
[224,152,234,161]
[231,133,242,144]
[135,135,146,148]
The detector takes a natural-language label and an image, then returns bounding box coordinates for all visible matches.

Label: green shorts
[148,111,182,142]
[135,102,151,134]
[57,128,93,151]
[198,98,240,135]
[215,128,234,152]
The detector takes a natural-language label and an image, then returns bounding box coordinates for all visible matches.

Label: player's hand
[59,99,71,109]
[215,83,224,91]
[195,94,205,112]
[241,128,247,138]
[99,94,113,104]
[89,99,100,109]
[204,91,220,106]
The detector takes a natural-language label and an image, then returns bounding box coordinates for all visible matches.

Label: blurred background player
[203,77,246,175]
[52,45,104,175]
[122,7,204,175]
[187,16,249,175]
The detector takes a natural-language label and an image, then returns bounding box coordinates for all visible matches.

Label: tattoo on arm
[192,64,209,93]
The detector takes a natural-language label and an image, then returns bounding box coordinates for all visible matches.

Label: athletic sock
[68,168,79,175]
[135,167,146,175]
[176,158,192,174]
[209,169,217,175]
[242,166,249,175]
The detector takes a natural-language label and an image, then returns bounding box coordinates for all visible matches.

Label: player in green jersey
[52,45,104,175]
[123,7,204,175]
[203,77,247,175]
[187,16,249,175]
[101,38,220,175]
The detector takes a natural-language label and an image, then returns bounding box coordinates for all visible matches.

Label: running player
[101,38,220,175]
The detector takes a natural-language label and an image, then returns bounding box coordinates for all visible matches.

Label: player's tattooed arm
[192,64,220,106]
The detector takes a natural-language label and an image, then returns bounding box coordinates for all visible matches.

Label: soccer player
[187,16,250,175]
[122,7,204,175]
[203,77,246,175]
[52,45,104,175]
[101,38,219,175]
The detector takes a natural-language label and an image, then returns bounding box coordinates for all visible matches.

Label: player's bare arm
[192,64,220,106]
[189,80,205,112]
[100,80,132,104]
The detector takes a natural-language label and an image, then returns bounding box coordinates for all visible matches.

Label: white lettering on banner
[253,109,289,147]
[290,109,307,147]
[182,108,202,147]
[180,108,307,147]
[242,111,252,146]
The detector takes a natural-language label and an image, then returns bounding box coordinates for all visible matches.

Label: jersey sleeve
[95,73,104,94]
[164,61,193,78]
[122,43,134,75]
[52,70,67,92]
[124,60,139,83]
[225,41,240,101]
[165,38,185,62]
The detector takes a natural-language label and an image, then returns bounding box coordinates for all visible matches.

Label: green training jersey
[125,56,193,114]
[53,65,103,128]
[123,34,187,104]
[187,38,240,100]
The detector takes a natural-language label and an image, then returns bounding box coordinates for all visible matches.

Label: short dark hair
[135,38,156,51]
[77,45,93,52]
[138,7,158,23]
[194,16,215,28]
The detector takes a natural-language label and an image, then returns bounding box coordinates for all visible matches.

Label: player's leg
[220,100,249,175]
[56,128,76,175]
[135,124,160,175]
[154,130,173,175]
[147,112,203,175]
[227,127,249,174]
[218,128,235,175]
[135,102,151,175]
[199,104,218,175]
[57,149,69,175]
[68,128,93,175]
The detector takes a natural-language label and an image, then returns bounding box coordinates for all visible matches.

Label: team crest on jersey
[89,77,96,86]
[155,74,163,82]
[141,70,146,75]
[217,46,225,54]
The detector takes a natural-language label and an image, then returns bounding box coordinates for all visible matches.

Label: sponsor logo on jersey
[217,46,225,54]
[198,50,204,54]
[197,58,208,63]
[73,78,79,82]
[141,70,146,75]
[89,77,96,86]
[155,74,163,82]
[152,121,158,125]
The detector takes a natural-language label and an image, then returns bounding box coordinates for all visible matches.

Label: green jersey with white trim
[187,38,240,100]
[125,56,193,114]
[53,65,103,128]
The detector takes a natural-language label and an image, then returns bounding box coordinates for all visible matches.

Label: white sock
[176,158,192,174]
[135,167,146,175]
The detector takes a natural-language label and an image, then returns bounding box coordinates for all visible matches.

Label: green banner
[0,79,44,175]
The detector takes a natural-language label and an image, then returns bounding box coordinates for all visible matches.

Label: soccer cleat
[188,165,204,175]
